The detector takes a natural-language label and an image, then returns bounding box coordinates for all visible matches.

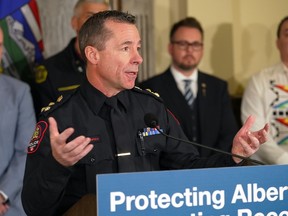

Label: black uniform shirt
[22,77,236,216]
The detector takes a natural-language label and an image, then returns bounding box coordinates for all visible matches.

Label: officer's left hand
[48,117,94,167]
[231,115,269,164]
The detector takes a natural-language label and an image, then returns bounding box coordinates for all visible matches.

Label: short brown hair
[79,10,136,62]
[170,17,204,42]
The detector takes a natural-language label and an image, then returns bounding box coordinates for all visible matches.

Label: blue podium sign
[97,165,288,216]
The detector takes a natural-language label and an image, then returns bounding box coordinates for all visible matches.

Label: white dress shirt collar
[170,65,198,95]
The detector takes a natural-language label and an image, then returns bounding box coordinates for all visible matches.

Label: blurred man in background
[140,17,239,157]
[34,0,109,115]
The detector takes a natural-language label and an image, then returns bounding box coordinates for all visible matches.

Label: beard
[173,54,199,71]
[176,62,197,71]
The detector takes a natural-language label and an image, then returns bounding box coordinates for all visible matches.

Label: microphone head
[144,113,158,128]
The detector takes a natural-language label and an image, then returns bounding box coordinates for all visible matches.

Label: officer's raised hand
[231,115,269,163]
[48,117,94,167]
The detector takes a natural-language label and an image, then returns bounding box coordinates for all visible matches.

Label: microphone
[144,113,265,165]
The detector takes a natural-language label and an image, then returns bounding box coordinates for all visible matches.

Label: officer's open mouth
[126,71,138,77]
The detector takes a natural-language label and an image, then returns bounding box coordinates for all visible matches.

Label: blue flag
[0,0,44,83]
[0,0,30,19]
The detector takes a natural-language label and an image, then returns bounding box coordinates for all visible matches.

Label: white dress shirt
[170,66,198,97]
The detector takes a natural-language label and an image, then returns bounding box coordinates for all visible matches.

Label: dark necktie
[183,79,194,107]
[105,96,135,172]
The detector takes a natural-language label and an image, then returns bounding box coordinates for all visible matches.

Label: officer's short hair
[79,10,136,62]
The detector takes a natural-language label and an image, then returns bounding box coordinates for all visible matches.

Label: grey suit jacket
[0,74,36,216]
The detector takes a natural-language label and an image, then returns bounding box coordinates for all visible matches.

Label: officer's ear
[85,46,99,64]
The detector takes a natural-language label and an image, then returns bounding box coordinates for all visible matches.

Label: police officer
[34,0,109,115]
[22,10,269,216]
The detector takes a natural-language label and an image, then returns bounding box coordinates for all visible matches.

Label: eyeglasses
[171,41,203,51]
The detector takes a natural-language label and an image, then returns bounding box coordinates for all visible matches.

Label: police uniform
[22,77,236,216]
[34,38,85,115]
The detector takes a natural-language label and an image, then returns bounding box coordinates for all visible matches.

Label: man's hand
[49,117,94,167]
[0,204,9,216]
[232,115,269,163]
[0,194,9,216]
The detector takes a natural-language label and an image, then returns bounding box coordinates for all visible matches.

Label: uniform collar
[115,90,129,113]
[79,77,106,115]
[79,77,129,115]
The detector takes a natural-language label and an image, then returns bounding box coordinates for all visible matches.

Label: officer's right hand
[48,117,94,167]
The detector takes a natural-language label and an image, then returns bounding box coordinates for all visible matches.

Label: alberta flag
[0,0,44,83]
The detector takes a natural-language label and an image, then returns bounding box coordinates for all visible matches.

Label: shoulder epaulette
[133,86,163,102]
[39,94,71,117]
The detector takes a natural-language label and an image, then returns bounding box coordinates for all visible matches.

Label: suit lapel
[164,70,192,113]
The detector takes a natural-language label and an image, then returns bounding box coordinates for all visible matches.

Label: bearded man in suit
[140,17,238,157]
